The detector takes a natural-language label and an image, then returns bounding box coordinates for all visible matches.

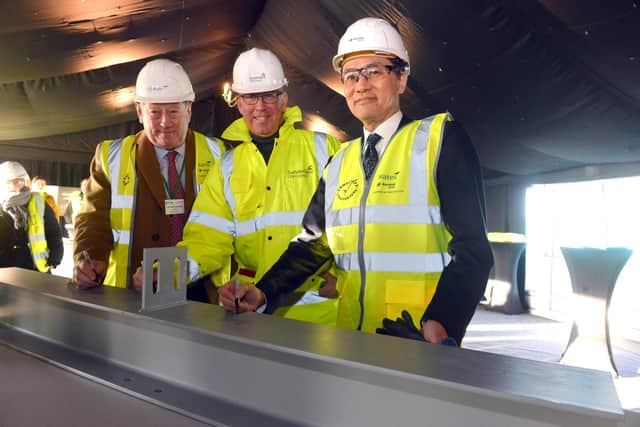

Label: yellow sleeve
[179,158,234,284]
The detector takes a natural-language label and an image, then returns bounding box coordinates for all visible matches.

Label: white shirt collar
[154,143,186,160]
[362,110,403,145]
[152,143,187,187]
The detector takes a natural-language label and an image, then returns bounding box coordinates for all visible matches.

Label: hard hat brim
[134,94,195,103]
[231,82,288,95]
[333,51,400,72]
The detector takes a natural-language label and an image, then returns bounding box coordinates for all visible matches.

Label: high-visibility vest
[324,113,453,332]
[100,132,224,288]
[27,192,50,272]
[183,106,341,324]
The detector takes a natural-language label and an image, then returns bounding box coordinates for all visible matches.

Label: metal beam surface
[0,342,210,427]
[0,268,625,427]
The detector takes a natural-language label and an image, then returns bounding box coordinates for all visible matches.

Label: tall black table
[560,246,632,376]
[484,233,527,314]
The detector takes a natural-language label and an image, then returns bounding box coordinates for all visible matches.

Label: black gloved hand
[376,310,424,341]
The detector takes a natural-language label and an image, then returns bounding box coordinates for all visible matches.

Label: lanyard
[161,154,186,199]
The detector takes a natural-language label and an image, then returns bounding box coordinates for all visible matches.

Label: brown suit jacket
[74,130,199,288]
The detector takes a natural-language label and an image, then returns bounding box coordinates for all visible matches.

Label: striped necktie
[167,150,185,245]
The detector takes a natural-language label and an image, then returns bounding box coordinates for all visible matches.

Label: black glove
[376,310,424,341]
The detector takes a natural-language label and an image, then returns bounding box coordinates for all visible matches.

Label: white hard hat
[0,161,29,183]
[332,17,410,73]
[135,58,195,103]
[232,48,288,94]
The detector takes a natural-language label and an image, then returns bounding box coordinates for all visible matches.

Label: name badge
[165,199,185,215]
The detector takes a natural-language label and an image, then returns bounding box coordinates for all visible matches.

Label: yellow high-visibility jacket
[28,193,50,272]
[324,113,453,332]
[181,106,341,324]
[99,132,224,287]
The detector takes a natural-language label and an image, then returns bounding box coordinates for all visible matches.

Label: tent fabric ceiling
[1,0,640,184]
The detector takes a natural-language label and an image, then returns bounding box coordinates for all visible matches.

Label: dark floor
[463,307,640,378]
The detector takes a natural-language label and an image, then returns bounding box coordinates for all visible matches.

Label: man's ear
[135,102,144,124]
[279,92,289,112]
[397,72,408,95]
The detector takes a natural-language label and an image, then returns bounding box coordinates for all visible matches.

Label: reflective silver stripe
[204,136,223,160]
[33,252,48,261]
[433,113,452,191]
[236,218,257,237]
[189,210,235,236]
[260,210,306,228]
[106,138,137,240]
[112,194,135,209]
[365,205,442,224]
[106,138,134,246]
[186,255,201,282]
[334,253,353,271]
[335,252,450,273]
[107,138,124,201]
[324,148,348,226]
[220,152,238,224]
[409,119,431,205]
[427,205,442,225]
[239,210,305,237]
[327,206,355,227]
[29,233,46,243]
[291,291,332,306]
[33,193,44,213]
[331,204,442,226]
[313,132,329,176]
[112,229,131,245]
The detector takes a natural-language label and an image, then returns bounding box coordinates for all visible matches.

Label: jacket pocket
[384,279,434,327]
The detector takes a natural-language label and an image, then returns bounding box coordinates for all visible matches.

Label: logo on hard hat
[249,73,266,83]
[149,84,169,92]
[348,37,365,43]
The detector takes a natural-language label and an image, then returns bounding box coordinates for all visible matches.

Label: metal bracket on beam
[140,246,187,313]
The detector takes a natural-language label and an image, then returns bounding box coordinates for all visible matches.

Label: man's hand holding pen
[73,250,107,289]
[219,279,265,314]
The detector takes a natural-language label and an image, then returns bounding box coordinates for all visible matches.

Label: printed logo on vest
[375,171,401,192]
[288,165,313,179]
[122,174,131,186]
[337,179,359,200]
[197,160,213,180]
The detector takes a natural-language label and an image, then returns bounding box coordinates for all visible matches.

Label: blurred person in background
[31,176,61,223]
[0,162,63,271]
[63,177,89,228]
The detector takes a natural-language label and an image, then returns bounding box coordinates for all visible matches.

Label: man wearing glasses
[178,48,342,325]
[221,18,493,346]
